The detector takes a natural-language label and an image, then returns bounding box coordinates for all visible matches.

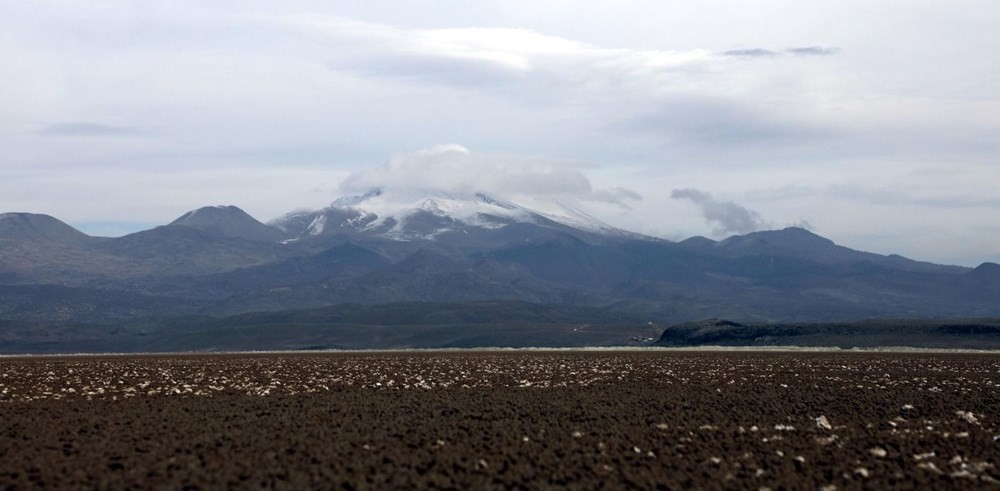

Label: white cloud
[339,144,641,208]
[267,14,716,91]
[670,188,768,236]
[34,122,144,137]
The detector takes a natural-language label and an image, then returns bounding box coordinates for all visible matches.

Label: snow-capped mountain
[5,199,1000,352]
[270,188,645,242]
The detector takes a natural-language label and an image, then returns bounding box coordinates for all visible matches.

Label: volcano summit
[1,190,998,352]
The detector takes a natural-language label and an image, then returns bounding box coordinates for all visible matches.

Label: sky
[2,1,999,266]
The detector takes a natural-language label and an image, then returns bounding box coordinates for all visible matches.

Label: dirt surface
[1,351,998,489]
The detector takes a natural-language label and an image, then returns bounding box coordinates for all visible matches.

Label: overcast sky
[2,1,999,266]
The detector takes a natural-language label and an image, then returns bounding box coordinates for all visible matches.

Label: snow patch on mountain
[270,187,646,241]
[543,202,633,236]
[307,215,327,236]
[350,190,533,227]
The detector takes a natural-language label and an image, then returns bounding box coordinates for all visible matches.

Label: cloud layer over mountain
[1,1,999,265]
[340,145,642,210]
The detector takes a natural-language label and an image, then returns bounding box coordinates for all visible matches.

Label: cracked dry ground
[1,351,998,489]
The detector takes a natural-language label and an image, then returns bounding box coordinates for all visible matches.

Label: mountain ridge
[2,195,999,352]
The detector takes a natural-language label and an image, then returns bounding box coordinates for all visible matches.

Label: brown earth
[1,351,998,489]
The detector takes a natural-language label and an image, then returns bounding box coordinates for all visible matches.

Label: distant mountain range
[1,190,999,352]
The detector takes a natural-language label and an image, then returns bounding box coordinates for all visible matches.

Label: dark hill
[654,318,1000,349]
[93,225,287,276]
[0,213,92,245]
[169,206,286,242]
[967,262,1000,279]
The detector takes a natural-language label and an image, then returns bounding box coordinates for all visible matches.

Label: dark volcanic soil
[1,351,998,489]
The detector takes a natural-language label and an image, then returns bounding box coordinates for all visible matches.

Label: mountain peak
[172,205,242,221]
[679,236,716,248]
[969,262,1000,278]
[719,227,834,250]
[0,212,91,244]
[272,188,646,243]
[331,188,384,208]
[756,226,831,242]
[169,206,286,242]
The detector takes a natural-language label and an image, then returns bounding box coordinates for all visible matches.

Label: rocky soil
[1,351,998,489]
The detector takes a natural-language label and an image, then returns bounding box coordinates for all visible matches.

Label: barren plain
[1,351,998,489]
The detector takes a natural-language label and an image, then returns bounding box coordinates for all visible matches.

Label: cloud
[4,5,997,266]
[720,47,841,58]
[786,46,840,56]
[620,96,833,146]
[670,188,767,236]
[750,182,1000,209]
[339,144,641,207]
[268,14,724,92]
[34,122,141,137]
[590,187,643,207]
[721,48,779,58]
